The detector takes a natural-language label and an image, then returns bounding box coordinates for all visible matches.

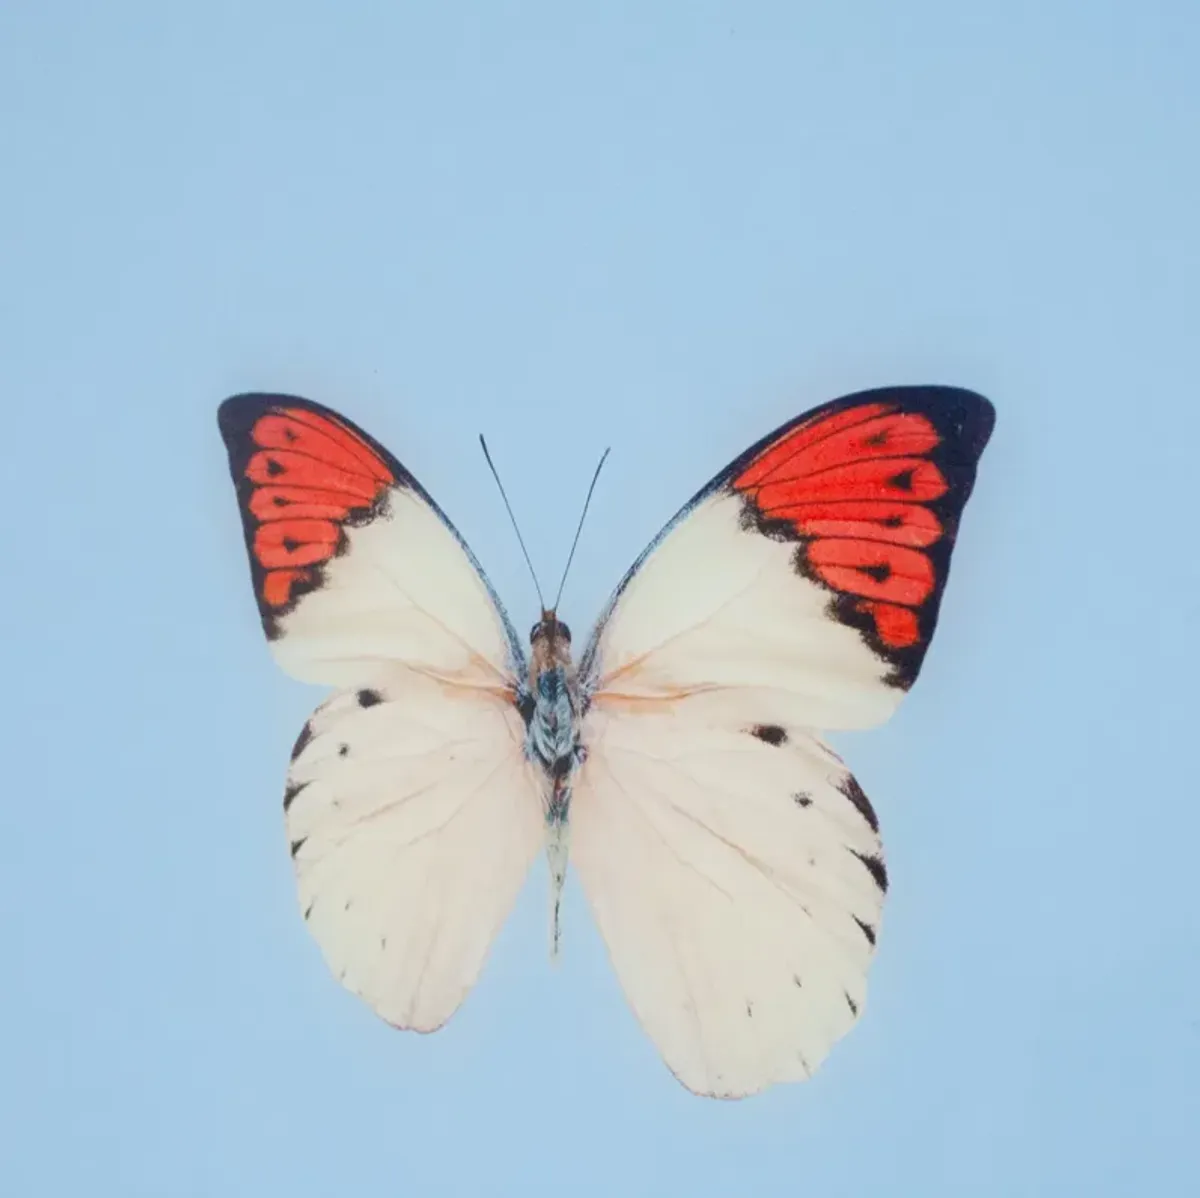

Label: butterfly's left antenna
[552,447,611,611]
[479,435,546,611]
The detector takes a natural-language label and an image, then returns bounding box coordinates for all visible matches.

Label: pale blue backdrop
[2,3,1197,1195]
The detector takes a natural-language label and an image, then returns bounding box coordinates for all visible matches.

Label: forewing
[286,670,544,1031]
[580,386,994,729]
[218,393,525,688]
[571,707,885,1098]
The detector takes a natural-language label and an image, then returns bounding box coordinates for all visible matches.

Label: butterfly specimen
[218,385,993,1098]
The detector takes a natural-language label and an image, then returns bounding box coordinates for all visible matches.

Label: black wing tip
[918,385,995,457]
[837,384,995,458]
[217,392,319,441]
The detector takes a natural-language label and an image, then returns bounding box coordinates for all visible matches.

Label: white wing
[571,708,883,1097]
[573,387,994,1096]
[286,672,542,1030]
[219,393,543,1030]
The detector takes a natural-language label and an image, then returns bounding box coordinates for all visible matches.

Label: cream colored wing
[219,394,542,1031]
[572,707,884,1097]
[285,671,543,1031]
[572,387,994,1096]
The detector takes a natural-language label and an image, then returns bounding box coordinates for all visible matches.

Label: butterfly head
[529,609,573,671]
[530,610,571,647]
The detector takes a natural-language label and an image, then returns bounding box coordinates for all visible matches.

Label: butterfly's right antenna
[552,447,611,611]
[480,435,546,611]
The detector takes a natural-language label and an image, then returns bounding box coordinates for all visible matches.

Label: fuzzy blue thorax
[524,612,581,795]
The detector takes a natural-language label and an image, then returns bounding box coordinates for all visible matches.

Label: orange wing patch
[242,406,395,611]
[733,406,949,651]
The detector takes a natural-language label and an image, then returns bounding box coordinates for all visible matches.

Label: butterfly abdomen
[527,659,582,961]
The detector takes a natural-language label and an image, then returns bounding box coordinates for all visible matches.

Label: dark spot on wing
[291,721,314,761]
[793,975,803,989]
[852,849,889,892]
[793,792,813,808]
[338,743,349,757]
[266,457,284,477]
[838,776,879,833]
[750,724,788,746]
[283,781,308,812]
[356,688,383,708]
[845,992,859,1016]
[303,901,314,920]
[290,837,307,858]
[853,916,877,946]
[746,1001,754,1018]
[861,562,891,583]
[889,467,915,492]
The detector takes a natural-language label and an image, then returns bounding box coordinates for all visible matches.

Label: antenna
[479,435,546,610]
[552,447,611,611]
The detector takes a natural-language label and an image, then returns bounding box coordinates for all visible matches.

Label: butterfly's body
[524,612,582,952]
[218,385,993,1098]
[525,613,582,795]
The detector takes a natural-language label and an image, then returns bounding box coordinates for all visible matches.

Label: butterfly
[217,385,994,1098]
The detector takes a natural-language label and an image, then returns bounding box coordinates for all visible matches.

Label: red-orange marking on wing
[254,519,341,569]
[245,449,381,501]
[756,458,949,507]
[252,409,394,483]
[734,403,954,651]
[231,408,400,624]
[249,485,359,523]
[807,540,935,606]
[769,500,942,547]
[779,412,940,477]
[240,406,396,613]
[735,402,892,489]
[858,601,921,649]
[262,567,313,608]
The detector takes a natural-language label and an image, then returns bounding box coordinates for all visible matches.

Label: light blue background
[3,3,1197,1195]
